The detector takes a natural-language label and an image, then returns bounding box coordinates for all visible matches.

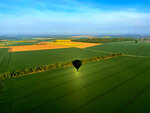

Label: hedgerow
[0,53,123,79]
[72,38,135,43]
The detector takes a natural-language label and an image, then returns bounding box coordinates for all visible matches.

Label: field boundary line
[82,48,113,54]
[0,53,122,80]
[82,48,150,59]
[9,58,124,92]
[8,56,133,93]
[124,54,150,59]
[5,56,123,105]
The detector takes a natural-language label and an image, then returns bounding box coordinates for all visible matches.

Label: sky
[0,0,150,35]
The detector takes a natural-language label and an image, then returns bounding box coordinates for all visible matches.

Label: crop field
[87,41,150,57]
[51,42,79,46]
[0,43,5,46]
[0,48,9,73]
[50,42,101,48]
[8,43,70,52]
[3,41,101,52]
[0,48,7,64]
[7,41,38,46]
[0,41,150,113]
[1,56,150,113]
[0,48,107,72]
[1,41,38,47]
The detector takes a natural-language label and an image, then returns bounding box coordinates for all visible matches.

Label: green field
[4,41,38,46]
[7,42,37,46]
[1,41,150,73]
[0,48,7,64]
[0,41,150,113]
[88,41,150,56]
[0,48,9,73]
[0,48,107,73]
[1,56,150,113]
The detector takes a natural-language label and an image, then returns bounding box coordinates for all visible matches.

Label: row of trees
[0,53,123,80]
[82,53,123,63]
[72,38,135,43]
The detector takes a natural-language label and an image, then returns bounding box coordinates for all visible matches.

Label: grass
[1,56,150,113]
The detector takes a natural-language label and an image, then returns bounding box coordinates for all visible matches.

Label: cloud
[0,0,150,35]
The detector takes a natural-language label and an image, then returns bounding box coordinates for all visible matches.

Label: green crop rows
[0,48,107,73]
[1,56,150,113]
[0,41,150,113]
[1,41,150,73]
[88,41,150,57]
[6,41,38,46]
[7,48,107,72]
[0,48,9,73]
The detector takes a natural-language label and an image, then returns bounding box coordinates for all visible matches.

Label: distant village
[140,39,150,43]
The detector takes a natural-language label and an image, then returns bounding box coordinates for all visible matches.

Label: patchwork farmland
[0,40,101,52]
[0,40,150,113]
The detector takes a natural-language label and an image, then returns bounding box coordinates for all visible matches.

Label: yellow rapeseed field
[50,42,79,46]
[55,40,71,42]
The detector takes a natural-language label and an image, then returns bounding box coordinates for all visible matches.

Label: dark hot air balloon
[72,60,82,71]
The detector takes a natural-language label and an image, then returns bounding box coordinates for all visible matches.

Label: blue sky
[0,0,150,35]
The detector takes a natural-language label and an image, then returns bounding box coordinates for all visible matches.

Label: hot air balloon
[72,60,82,71]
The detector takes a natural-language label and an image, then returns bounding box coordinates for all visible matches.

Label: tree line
[0,53,123,80]
[72,38,135,43]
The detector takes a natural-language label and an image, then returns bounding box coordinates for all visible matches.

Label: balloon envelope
[72,60,82,71]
